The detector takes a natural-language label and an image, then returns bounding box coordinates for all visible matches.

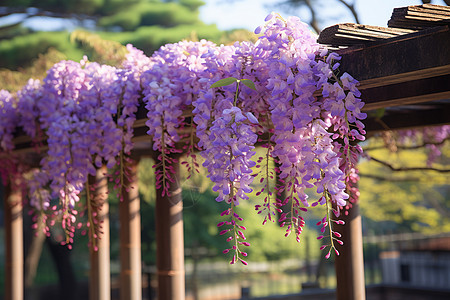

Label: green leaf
[210,77,238,88]
[241,79,257,91]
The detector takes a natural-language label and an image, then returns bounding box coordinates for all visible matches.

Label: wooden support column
[154,154,185,300]
[119,160,142,300]
[3,182,24,300]
[334,202,366,300]
[89,166,111,300]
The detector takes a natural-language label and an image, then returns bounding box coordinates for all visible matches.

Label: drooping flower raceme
[251,13,368,255]
[16,79,43,142]
[0,90,17,153]
[0,89,19,186]
[142,40,216,196]
[207,106,259,265]
[33,60,90,245]
[0,13,379,260]
[208,106,258,204]
[192,41,275,264]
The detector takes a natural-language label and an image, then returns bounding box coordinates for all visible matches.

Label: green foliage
[2,0,105,14]
[210,77,239,88]
[211,77,256,92]
[0,31,84,70]
[183,188,229,251]
[219,29,259,45]
[0,48,67,92]
[96,0,151,15]
[0,0,253,71]
[98,0,201,30]
[138,158,157,204]
[235,199,320,262]
[99,23,222,54]
[70,30,128,66]
[241,79,257,91]
[179,0,205,11]
[359,138,450,234]
[98,10,141,31]
[0,24,31,40]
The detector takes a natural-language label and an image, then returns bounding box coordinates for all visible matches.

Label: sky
[199,0,448,32]
[0,0,448,32]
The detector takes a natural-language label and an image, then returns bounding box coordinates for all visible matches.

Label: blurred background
[0,0,449,299]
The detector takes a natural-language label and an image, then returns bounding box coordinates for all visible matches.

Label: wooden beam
[119,160,142,300]
[365,102,450,132]
[89,166,111,300]
[337,26,450,85]
[3,182,24,300]
[154,153,185,300]
[333,203,366,300]
[358,65,450,90]
[388,4,450,29]
[318,23,414,46]
[361,74,450,110]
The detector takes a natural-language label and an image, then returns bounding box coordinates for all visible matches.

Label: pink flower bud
[333,232,342,238]
[230,255,236,264]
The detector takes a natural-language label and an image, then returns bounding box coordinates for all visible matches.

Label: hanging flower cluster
[141,40,215,196]
[0,48,151,248]
[0,89,19,186]
[0,12,392,261]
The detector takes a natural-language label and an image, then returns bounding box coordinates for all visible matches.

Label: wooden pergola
[3,4,450,300]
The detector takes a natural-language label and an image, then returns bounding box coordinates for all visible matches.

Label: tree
[276,0,449,33]
[0,0,225,69]
[275,0,359,33]
[359,129,450,234]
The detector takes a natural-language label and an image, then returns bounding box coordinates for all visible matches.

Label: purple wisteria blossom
[0,12,380,260]
[208,106,258,204]
[252,13,367,254]
[142,40,214,151]
[16,79,43,140]
[0,89,17,152]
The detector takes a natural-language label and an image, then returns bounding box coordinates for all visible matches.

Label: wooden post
[89,166,111,300]
[154,154,185,300]
[334,203,366,300]
[3,182,24,300]
[119,160,142,300]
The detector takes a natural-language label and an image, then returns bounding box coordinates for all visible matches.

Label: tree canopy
[0,0,229,70]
